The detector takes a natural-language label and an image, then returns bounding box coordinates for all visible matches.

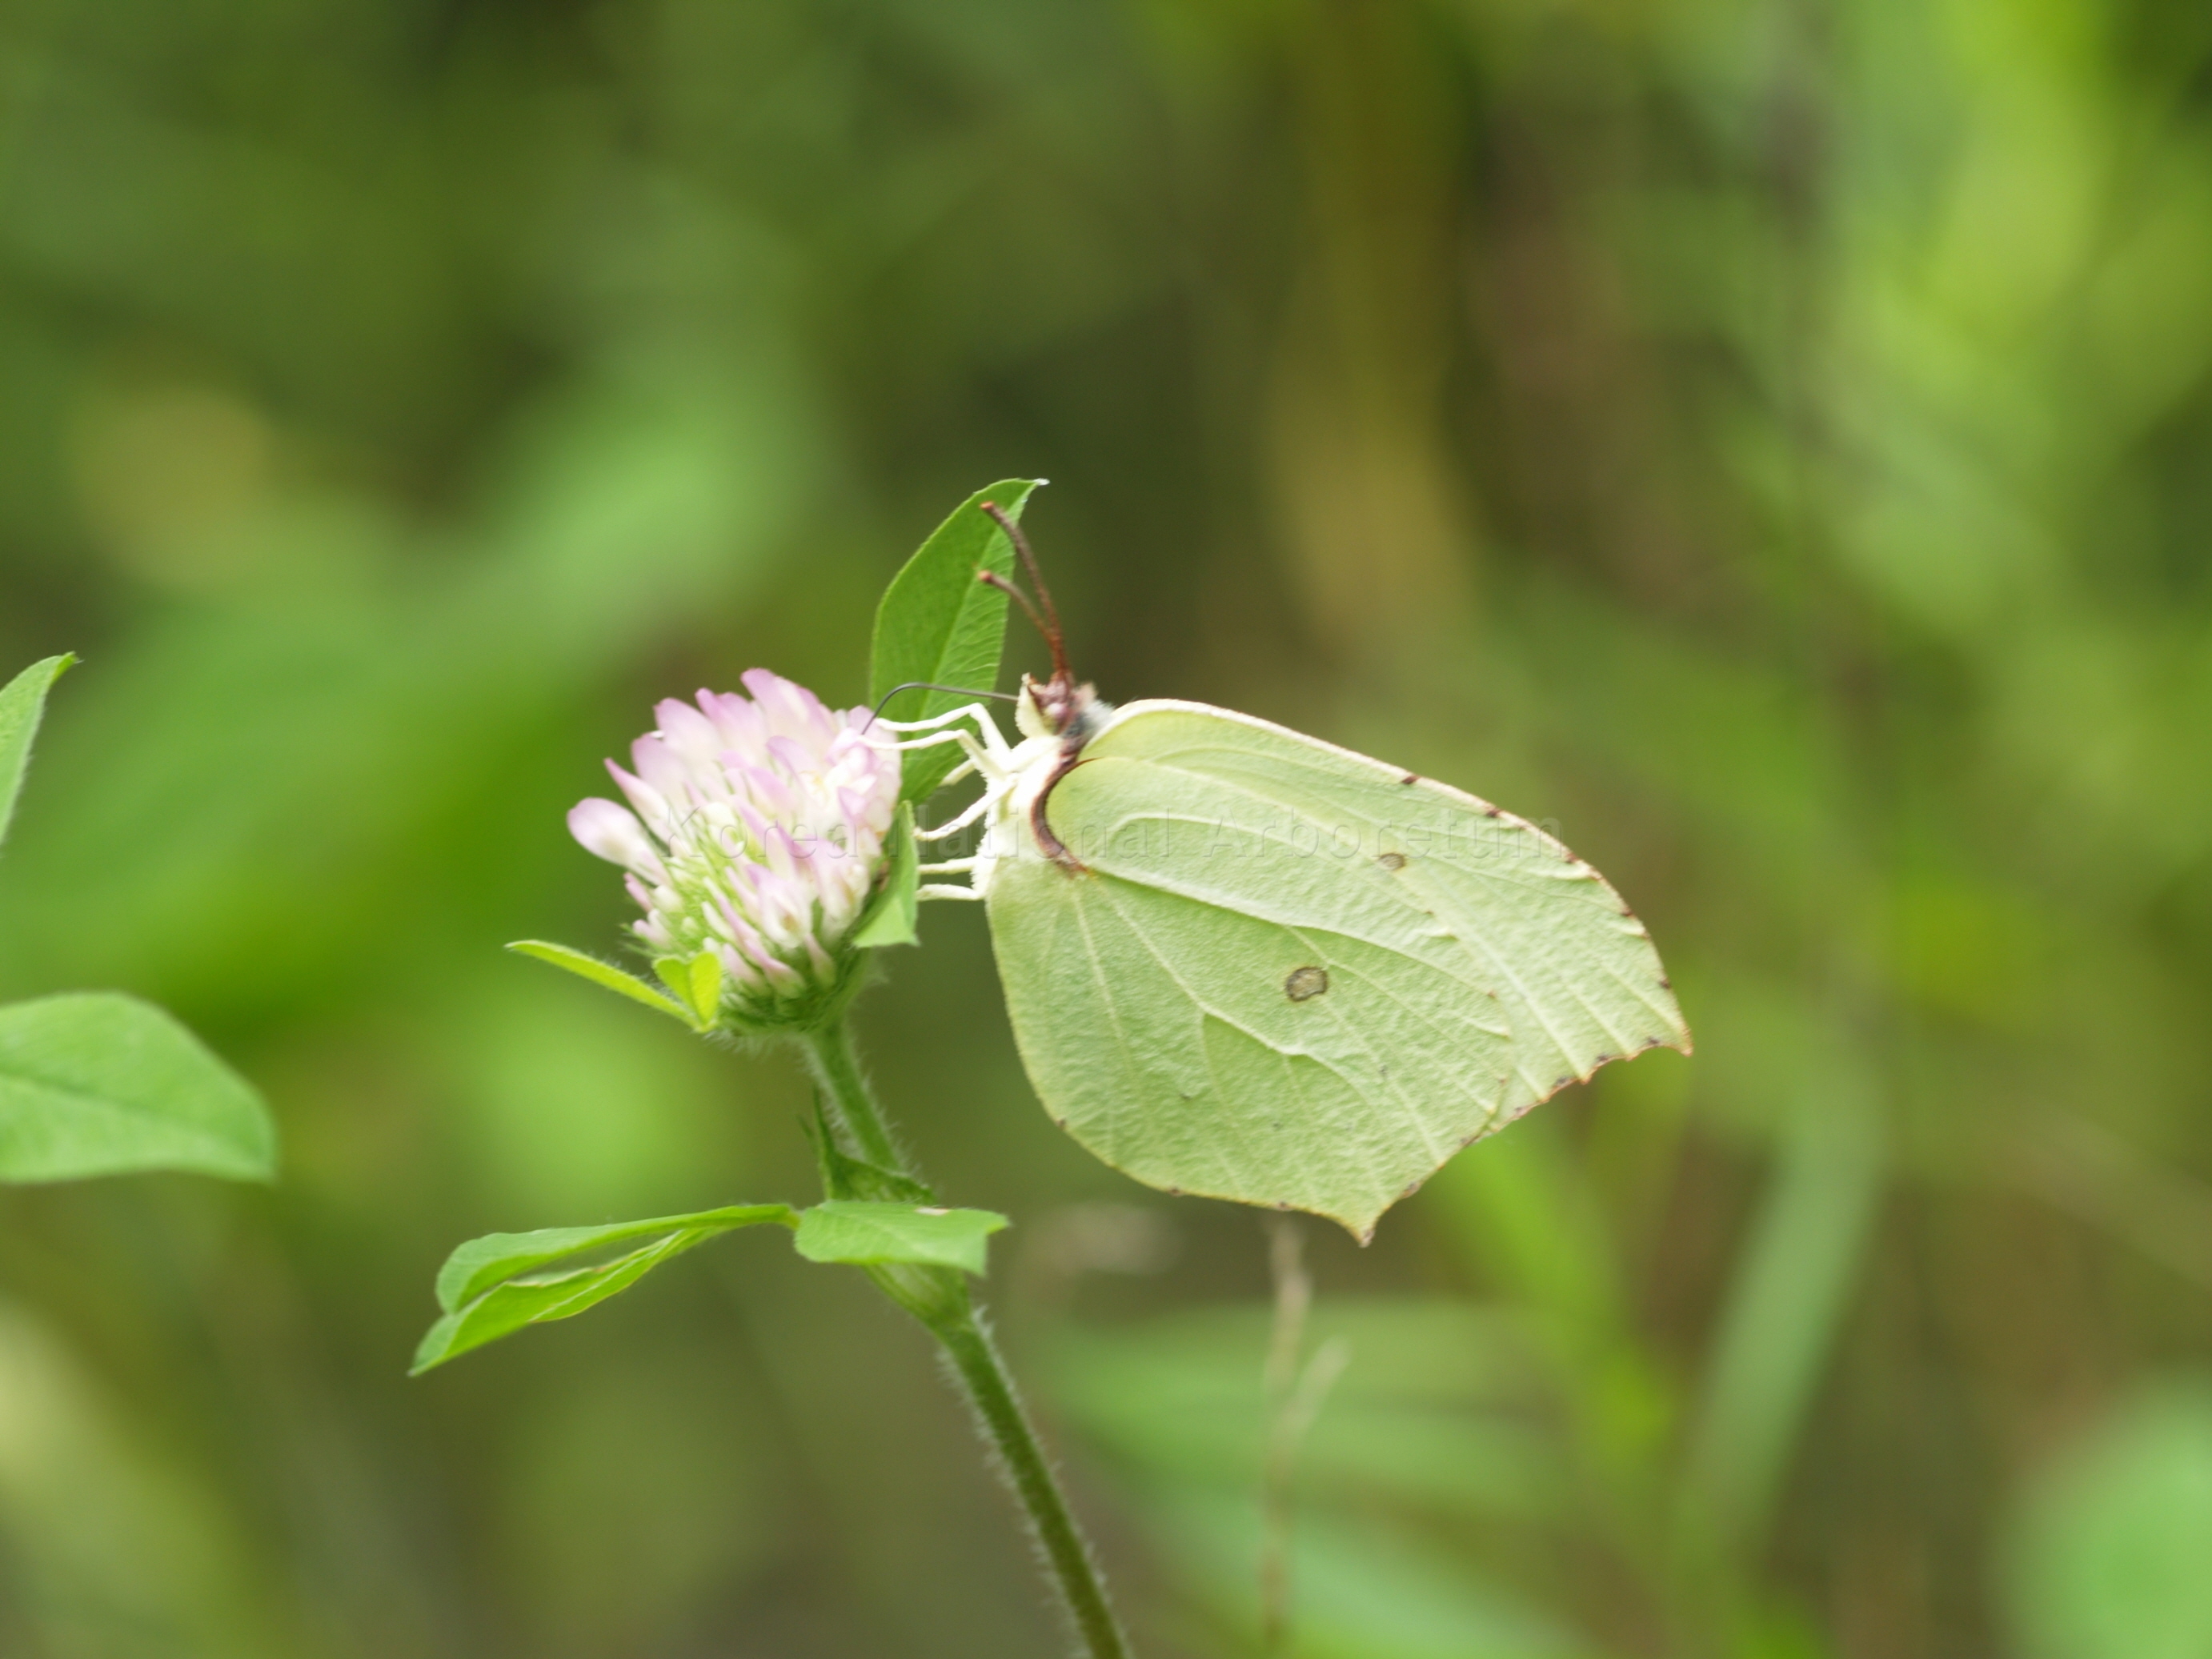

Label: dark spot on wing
[1659,976,1673,991]
[1284,966,1329,1002]
[1553,1076,1574,1091]
[1482,805,1501,818]
[1376,851,1407,872]
[1401,772,1420,785]
[1640,1036,1662,1050]
[1592,1052,1615,1065]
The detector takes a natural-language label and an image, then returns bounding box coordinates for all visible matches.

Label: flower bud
[567,670,900,1032]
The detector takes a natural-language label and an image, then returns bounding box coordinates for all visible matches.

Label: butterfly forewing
[1091,703,1689,1114]
[984,700,1689,1238]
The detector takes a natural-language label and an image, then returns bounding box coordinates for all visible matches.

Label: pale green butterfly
[882,506,1690,1240]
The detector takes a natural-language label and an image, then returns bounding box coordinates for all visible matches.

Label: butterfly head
[1015,671,1112,747]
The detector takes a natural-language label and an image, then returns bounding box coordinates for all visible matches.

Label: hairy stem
[801,1019,904,1172]
[801,1016,1132,1659]
[935,1316,1131,1659]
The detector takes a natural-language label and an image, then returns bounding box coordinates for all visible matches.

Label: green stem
[800,1016,1132,1659]
[802,1020,904,1172]
[936,1316,1132,1659]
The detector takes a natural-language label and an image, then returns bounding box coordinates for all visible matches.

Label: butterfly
[878,499,1690,1240]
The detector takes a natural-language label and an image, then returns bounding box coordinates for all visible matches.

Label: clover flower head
[567,670,900,1029]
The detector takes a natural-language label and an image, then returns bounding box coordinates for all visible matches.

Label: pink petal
[604,762,674,836]
[568,799,663,876]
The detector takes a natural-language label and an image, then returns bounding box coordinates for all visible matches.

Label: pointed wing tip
[1306,1205,1385,1245]
[1649,1016,1694,1059]
[1131,1172,1389,1245]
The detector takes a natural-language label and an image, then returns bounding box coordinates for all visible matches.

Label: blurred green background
[2,0,2210,1654]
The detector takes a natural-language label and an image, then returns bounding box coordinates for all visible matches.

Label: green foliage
[0,656,274,1186]
[414,1205,799,1373]
[0,655,74,848]
[851,803,920,948]
[989,701,1687,1237]
[868,479,1042,802]
[651,951,724,1028]
[0,993,275,1183]
[416,1200,1008,1372]
[811,1102,939,1204]
[506,940,700,1028]
[793,1200,1010,1276]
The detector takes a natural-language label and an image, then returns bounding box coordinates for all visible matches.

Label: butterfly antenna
[980,500,1072,685]
[862,680,1018,735]
[977,570,1054,656]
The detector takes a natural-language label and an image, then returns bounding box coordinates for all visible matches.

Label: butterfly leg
[885,724,1017,796]
[916,883,984,901]
[912,725,1031,839]
[878,703,1016,779]
[915,783,999,842]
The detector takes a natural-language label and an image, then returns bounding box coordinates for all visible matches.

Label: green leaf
[851,802,919,948]
[507,940,699,1028]
[793,1200,1009,1276]
[652,951,723,1026]
[0,653,75,851]
[868,479,1043,802]
[412,1204,796,1373]
[0,992,277,1183]
[805,1097,936,1204]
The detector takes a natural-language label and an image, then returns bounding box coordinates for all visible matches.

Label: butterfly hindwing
[990,848,1513,1236]
[987,700,1683,1236]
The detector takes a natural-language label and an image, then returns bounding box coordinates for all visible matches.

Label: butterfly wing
[984,700,1687,1237]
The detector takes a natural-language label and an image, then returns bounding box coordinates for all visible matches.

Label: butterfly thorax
[981,675,1112,881]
